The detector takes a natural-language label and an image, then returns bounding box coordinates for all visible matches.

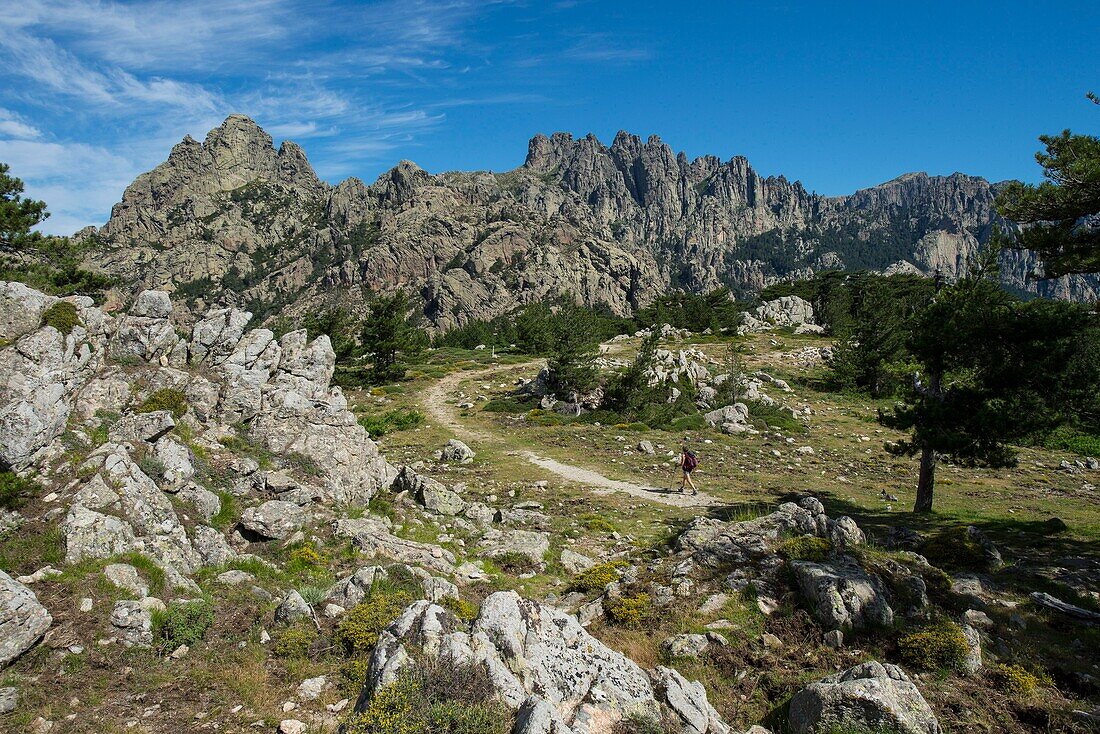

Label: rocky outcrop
[788,661,941,734]
[0,570,52,668]
[78,118,1096,332]
[354,592,730,733]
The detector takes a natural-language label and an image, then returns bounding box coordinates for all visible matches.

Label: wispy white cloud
[0,138,140,235]
[0,108,42,140]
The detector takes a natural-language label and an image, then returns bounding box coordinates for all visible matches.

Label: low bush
[342,655,512,734]
[41,301,80,335]
[989,663,1043,697]
[357,409,425,437]
[341,658,373,696]
[274,623,318,658]
[152,599,214,652]
[778,535,831,562]
[138,388,189,418]
[336,589,414,654]
[0,470,41,510]
[897,620,969,672]
[612,711,679,734]
[571,561,626,593]
[438,595,478,621]
[605,592,650,628]
[579,514,616,533]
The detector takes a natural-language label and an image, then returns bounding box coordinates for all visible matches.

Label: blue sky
[0,0,1097,235]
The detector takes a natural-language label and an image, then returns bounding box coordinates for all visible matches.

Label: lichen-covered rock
[791,558,893,631]
[238,500,307,541]
[357,592,669,730]
[440,439,475,464]
[109,600,153,647]
[0,291,109,469]
[651,666,730,734]
[478,528,550,563]
[326,566,388,609]
[334,517,456,575]
[0,570,52,668]
[788,661,941,734]
[394,466,467,515]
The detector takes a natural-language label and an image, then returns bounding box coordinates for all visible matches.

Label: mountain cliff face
[82,115,1098,328]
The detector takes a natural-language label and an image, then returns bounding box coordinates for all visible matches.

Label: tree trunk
[914,446,937,513]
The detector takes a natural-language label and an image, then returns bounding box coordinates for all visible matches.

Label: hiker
[678,443,698,495]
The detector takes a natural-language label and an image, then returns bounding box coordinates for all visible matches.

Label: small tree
[996,92,1100,278]
[881,252,1095,512]
[545,303,600,397]
[360,290,423,384]
[0,163,48,250]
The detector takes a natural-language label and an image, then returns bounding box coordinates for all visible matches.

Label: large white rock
[789,661,941,734]
[0,569,52,668]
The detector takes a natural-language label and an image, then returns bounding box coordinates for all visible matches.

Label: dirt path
[422,362,721,508]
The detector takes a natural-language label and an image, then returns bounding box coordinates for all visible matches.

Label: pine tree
[0,163,48,250]
[545,303,600,397]
[996,93,1100,277]
[360,290,423,384]
[880,252,1096,512]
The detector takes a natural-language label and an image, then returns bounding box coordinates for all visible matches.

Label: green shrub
[989,663,1043,697]
[0,471,41,510]
[571,561,627,592]
[274,623,318,658]
[438,595,478,621]
[605,592,650,628]
[357,409,425,438]
[342,655,512,734]
[137,454,166,480]
[1038,426,1100,457]
[41,301,80,335]
[138,388,189,418]
[341,658,373,696]
[580,514,616,533]
[778,535,832,562]
[897,621,969,672]
[336,590,413,654]
[152,599,214,652]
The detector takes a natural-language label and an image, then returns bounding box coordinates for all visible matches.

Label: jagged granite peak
[83,117,1098,328]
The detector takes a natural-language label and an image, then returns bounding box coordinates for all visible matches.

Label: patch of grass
[137,454,166,481]
[217,426,274,469]
[778,535,832,562]
[0,470,41,510]
[0,525,64,573]
[746,400,803,432]
[482,396,534,414]
[137,388,189,418]
[210,491,237,529]
[897,620,969,672]
[40,301,80,335]
[152,599,215,653]
[118,553,167,596]
[357,409,425,438]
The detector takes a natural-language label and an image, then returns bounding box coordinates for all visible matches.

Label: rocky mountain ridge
[81,115,1098,328]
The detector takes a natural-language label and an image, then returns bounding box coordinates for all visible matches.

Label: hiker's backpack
[683,450,698,472]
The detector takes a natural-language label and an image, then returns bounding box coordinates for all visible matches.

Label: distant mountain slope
[81,115,1097,327]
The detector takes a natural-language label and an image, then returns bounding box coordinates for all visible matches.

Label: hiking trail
[421,362,721,508]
